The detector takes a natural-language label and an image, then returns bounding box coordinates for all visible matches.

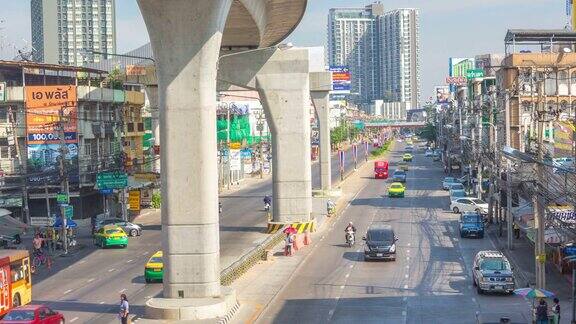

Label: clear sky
[0,0,566,101]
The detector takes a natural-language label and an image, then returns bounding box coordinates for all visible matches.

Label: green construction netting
[216,115,270,146]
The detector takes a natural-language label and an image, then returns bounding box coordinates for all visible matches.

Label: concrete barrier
[267,221,315,234]
[220,225,287,286]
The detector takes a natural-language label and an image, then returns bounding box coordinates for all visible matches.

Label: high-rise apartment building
[31,0,116,66]
[381,9,420,109]
[327,3,420,108]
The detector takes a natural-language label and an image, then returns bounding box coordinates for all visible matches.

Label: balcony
[125,91,145,106]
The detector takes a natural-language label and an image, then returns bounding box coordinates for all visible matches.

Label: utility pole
[226,104,231,189]
[58,106,69,255]
[534,81,546,289]
[505,91,513,250]
[8,107,30,224]
[258,112,265,179]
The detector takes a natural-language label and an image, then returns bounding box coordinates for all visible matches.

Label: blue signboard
[99,188,113,195]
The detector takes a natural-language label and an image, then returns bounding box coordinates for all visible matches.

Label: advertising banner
[553,121,574,157]
[230,149,242,171]
[0,82,5,102]
[126,65,147,76]
[25,85,78,184]
[329,66,351,94]
[435,86,450,104]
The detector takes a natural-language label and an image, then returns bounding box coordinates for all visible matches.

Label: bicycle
[32,250,52,270]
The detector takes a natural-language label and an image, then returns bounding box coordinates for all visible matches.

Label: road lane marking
[406,249,410,253]
[406,256,410,260]
[407,242,411,246]
[405,274,409,278]
[349,264,353,269]
[345,274,350,279]
[87,278,95,283]
[340,285,345,289]
[99,301,105,304]
[78,260,85,264]
[472,297,476,303]
[70,317,79,323]
[404,284,408,289]
[63,289,73,295]
[403,297,407,302]
[108,268,115,272]
[127,259,133,263]
[119,288,127,293]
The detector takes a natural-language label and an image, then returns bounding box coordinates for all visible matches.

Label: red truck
[374,161,389,179]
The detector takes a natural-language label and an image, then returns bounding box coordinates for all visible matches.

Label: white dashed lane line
[70,317,79,323]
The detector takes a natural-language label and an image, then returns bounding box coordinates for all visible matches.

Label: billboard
[435,86,450,104]
[329,66,351,94]
[449,58,475,91]
[25,85,78,184]
[554,121,575,157]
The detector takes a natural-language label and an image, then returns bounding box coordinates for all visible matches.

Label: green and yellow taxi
[403,153,413,162]
[93,225,128,248]
[145,251,163,283]
[388,182,406,198]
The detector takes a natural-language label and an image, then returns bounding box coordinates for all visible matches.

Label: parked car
[96,218,143,237]
[145,251,163,283]
[392,170,406,183]
[433,153,441,161]
[425,149,433,157]
[449,189,467,202]
[388,182,405,198]
[363,224,398,261]
[93,225,128,248]
[442,177,459,190]
[451,197,489,214]
[448,183,465,191]
[472,250,515,294]
[0,305,64,324]
[459,212,485,238]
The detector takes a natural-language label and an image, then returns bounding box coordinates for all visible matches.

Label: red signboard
[445,76,467,86]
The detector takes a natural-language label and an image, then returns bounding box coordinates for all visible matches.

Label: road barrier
[266,220,315,234]
[220,225,287,286]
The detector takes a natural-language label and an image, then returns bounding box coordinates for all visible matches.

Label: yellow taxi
[388,182,406,198]
[145,251,163,283]
[93,225,128,248]
[403,153,413,162]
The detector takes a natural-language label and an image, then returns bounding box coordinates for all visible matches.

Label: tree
[418,123,437,142]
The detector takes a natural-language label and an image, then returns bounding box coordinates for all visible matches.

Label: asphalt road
[30,143,371,323]
[257,142,533,324]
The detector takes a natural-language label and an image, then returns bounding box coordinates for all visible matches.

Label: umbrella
[513,288,555,299]
[283,225,297,234]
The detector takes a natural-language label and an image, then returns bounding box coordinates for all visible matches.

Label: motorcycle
[345,230,355,247]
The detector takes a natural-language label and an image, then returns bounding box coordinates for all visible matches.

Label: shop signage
[60,205,73,219]
[99,188,113,195]
[125,65,147,76]
[0,82,5,102]
[56,193,69,204]
[466,69,485,79]
[97,172,128,189]
[445,76,467,86]
[0,197,22,208]
[133,173,159,182]
[30,217,52,227]
[230,149,242,171]
[128,190,141,211]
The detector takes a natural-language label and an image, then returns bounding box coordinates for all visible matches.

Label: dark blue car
[459,212,484,238]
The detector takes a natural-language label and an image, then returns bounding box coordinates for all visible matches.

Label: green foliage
[151,192,161,209]
[331,123,361,146]
[418,123,437,142]
[370,141,391,157]
[106,67,124,90]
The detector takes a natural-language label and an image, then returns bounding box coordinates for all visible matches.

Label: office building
[31,0,116,66]
[327,3,420,109]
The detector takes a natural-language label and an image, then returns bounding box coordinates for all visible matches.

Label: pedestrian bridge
[364,121,426,128]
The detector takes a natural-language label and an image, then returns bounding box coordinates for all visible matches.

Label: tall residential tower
[31,0,116,65]
[327,3,420,109]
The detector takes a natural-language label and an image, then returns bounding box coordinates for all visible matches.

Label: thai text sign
[554,121,574,157]
[330,66,351,93]
[97,172,128,189]
[0,82,5,102]
[129,190,141,211]
[25,85,77,145]
[126,65,147,76]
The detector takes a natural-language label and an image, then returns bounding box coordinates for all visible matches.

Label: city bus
[0,250,31,316]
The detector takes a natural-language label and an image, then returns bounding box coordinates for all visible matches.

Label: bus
[374,161,389,179]
[0,250,31,316]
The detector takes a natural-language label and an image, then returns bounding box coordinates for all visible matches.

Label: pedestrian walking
[513,222,520,239]
[119,293,129,324]
[551,297,560,324]
[535,299,548,324]
[285,233,294,256]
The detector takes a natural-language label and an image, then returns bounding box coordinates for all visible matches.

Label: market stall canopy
[0,208,27,236]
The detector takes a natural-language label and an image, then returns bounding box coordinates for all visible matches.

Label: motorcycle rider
[344,222,356,244]
[263,195,272,211]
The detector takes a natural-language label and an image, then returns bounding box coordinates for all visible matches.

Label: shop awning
[0,209,27,236]
[128,177,153,190]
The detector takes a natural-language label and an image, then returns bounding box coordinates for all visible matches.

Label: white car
[442,177,459,190]
[449,189,467,202]
[424,150,433,157]
[450,197,489,214]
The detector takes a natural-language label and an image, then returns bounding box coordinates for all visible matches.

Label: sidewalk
[488,225,572,321]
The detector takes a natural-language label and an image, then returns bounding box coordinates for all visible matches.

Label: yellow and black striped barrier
[267,221,315,234]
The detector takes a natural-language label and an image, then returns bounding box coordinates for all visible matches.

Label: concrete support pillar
[218,47,314,223]
[310,72,333,192]
[138,0,231,300]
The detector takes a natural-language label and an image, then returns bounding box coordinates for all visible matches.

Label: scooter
[345,230,355,247]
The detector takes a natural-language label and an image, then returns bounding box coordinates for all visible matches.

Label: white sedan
[450,198,489,214]
[425,150,433,157]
